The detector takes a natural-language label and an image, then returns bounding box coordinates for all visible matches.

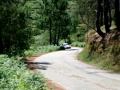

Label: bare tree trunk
[104,0,111,33]
[96,0,105,38]
[115,0,120,30]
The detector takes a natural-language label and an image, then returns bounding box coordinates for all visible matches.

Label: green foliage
[70,24,88,43]
[24,31,59,56]
[33,31,50,46]
[67,0,91,43]
[24,0,45,35]
[71,42,85,47]
[0,55,48,90]
[24,45,59,56]
[67,0,80,33]
[0,0,33,55]
[42,0,72,45]
[76,0,96,29]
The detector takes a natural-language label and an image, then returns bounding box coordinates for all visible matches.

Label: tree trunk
[49,17,52,45]
[104,0,111,33]
[96,0,105,38]
[115,0,120,30]
[56,27,60,46]
[0,38,3,53]
[53,29,57,45]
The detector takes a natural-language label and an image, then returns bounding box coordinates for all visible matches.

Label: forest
[0,0,120,90]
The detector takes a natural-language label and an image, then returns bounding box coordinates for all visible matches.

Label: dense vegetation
[0,55,47,90]
[0,0,87,55]
[0,0,32,55]
[77,0,120,71]
[0,0,120,89]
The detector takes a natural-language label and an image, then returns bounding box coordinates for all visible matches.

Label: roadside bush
[71,42,85,47]
[24,45,59,56]
[0,55,48,90]
[33,31,50,46]
[24,30,59,56]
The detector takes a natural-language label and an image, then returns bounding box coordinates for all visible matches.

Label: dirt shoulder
[26,54,65,90]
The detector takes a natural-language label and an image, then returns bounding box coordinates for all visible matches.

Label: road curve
[34,47,120,90]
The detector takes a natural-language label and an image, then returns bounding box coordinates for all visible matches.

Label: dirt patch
[25,56,42,70]
[47,80,65,90]
[26,54,44,61]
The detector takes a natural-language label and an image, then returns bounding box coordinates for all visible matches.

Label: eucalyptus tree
[24,0,45,35]
[67,0,80,33]
[42,0,71,45]
[76,0,120,38]
[42,0,54,44]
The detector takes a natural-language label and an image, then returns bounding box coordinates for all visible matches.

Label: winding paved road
[34,47,120,90]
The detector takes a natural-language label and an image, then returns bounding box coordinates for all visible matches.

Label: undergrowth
[24,32,59,56]
[71,42,85,48]
[0,32,58,90]
[0,55,48,90]
[24,45,59,56]
[78,31,120,72]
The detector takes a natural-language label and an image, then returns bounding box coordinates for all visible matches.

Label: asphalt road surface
[34,47,120,90]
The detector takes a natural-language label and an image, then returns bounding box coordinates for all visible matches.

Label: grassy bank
[0,55,48,90]
[0,44,59,90]
[78,31,120,72]
[78,48,120,72]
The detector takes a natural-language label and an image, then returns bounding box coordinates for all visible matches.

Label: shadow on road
[65,48,79,51]
[25,61,51,70]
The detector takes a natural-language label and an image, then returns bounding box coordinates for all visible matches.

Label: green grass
[78,48,120,72]
[78,48,93,64]
[71,42,85,48]
[78,29,120,72]
[24,31,59,56]
[0,32,59,90]
[0,55,48,90]
[0,44,58,90]
[24,45,59,56]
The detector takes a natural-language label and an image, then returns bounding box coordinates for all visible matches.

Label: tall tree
[42,0,71,45]
[104,0,111,33]
[115,0,120,30]
[76,0,119,38]
[96,0,105,37]
[96,0,112,38]
[0,0,32,55]
[76,0,96,30]
[42,0,54,44]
